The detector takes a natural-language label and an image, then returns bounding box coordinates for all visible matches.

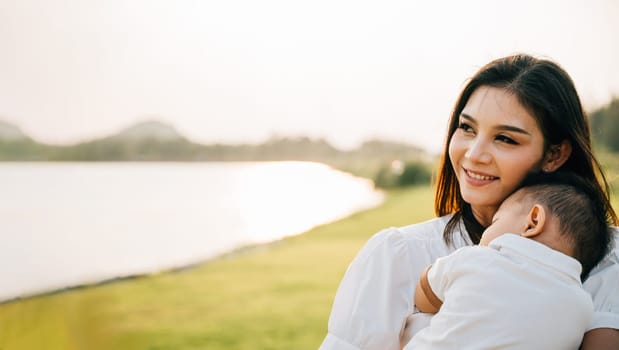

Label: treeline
[0,122,433,186]
[590,97,619,152]
[0,134,428,165]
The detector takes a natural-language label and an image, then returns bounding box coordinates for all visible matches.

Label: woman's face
[448,86,547,225]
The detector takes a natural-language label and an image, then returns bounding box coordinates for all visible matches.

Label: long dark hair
[434,54,617,245]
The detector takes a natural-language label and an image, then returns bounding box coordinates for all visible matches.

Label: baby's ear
[522,204,546,238]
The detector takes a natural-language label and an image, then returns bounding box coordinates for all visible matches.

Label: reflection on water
[236,162,382,241]
[0,162,382,301]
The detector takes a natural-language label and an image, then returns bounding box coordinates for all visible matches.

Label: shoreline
[0,237,295,305]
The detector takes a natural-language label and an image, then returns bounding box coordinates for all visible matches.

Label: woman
[319,54,619,350]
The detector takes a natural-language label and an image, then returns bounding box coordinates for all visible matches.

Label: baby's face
[480,192,527,246]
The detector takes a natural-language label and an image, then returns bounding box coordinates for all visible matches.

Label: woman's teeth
[466,170,495,181]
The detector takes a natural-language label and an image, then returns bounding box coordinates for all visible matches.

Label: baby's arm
[414,264,442,313]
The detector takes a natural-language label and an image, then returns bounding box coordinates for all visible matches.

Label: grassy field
[0,186,435,350]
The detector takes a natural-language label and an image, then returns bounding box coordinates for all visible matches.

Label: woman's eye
[458,122,474,133]
[495,135,517,145]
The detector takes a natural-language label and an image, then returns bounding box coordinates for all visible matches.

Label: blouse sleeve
[425,246,477,302]
[425,251,456,303]
[583,233,619,331]
[319,228,415,350]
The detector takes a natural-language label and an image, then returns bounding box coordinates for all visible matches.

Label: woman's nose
[464,138,492,163]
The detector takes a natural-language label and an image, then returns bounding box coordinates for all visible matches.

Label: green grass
[0,186,435,350]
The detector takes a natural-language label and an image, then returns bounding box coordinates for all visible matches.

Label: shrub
[374,160,431,188]
[398,162,432,186]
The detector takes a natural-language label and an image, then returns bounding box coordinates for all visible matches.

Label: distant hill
[111,120,186,142]
[0,120,30,141]
[0,120,45,160]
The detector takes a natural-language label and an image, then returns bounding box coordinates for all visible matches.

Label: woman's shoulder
[367,215,451,247]
[590,228,619,273]
[398,214,454,240]
[360,215,466,264]
[398,214,471,248]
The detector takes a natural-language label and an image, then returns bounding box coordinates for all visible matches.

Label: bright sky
[1,0,618,153]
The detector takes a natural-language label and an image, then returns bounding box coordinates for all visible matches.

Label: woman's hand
[580,328,619,350]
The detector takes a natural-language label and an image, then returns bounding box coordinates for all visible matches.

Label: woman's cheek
[448,134,465,170]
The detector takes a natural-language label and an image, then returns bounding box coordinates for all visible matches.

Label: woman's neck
[470,205,498,228]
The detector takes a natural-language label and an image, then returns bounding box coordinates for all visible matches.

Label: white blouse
[319,215,619,350]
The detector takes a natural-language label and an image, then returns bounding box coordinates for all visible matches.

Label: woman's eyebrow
[460,113,476,123]
[460,113,531,135]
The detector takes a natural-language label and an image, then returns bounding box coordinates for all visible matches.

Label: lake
[0,162,383,302]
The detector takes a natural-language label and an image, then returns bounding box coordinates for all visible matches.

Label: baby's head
[480,172,612,279]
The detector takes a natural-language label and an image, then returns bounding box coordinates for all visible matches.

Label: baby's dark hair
[518,172,613,280]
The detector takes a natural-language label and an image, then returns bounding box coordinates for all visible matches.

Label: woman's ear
[541,140,572,173]
[522,204,546,238]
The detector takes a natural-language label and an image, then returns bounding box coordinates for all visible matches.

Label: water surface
[0,162,382,301]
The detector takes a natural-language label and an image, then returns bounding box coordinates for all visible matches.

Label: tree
[590,97,619,152]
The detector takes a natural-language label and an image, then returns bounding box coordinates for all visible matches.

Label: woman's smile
[463,167,498,184]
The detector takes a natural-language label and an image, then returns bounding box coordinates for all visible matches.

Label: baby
[407,172,613,349]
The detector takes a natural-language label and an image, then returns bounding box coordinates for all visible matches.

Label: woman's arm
[319,228,415,350]
[580,328,619,350]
